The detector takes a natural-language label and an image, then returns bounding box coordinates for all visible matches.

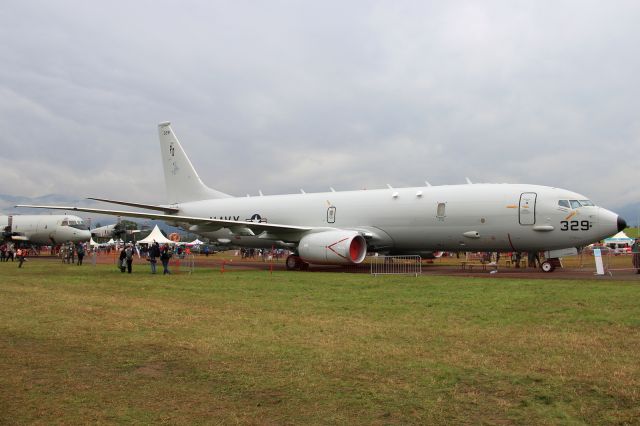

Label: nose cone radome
[617,216,627,232]
[598,208,623,238]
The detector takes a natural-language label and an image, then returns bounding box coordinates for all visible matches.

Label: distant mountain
[0,193,91,214]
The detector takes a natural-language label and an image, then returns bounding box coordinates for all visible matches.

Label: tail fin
[158,122,232,204]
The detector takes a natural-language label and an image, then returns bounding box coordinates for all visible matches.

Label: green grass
[1,261,639,424]
[625,227,639,238]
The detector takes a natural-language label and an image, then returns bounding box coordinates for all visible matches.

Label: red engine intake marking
[350,237,364,262]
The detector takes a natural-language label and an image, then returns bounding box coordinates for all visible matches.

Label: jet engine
[298,230,367,265]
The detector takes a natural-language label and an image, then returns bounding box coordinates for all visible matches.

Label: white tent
[187,239,204,246]
[604,231,633,244]
[137,225,174,245]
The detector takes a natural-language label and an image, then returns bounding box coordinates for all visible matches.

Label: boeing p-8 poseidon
[19,122,627,272]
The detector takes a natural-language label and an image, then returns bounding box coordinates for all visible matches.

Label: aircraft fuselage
[1,215,91,245]
[174,183,621,253]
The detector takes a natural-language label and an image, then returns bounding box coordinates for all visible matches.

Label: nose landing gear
[540,258,562,272]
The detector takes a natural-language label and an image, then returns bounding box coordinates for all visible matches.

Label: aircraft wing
[16,205,313,240]
[86,198,180,214]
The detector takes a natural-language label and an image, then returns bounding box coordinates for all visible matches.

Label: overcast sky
[1,0,639,211]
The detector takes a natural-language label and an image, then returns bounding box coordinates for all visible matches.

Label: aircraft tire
[540,261,555,273]
[286,255,300,271]
[300,261,310,271]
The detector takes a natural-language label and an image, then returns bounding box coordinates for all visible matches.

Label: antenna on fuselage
[465,177,473,184]
[424,181,432,187]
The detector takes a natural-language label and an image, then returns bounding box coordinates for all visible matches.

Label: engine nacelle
[298,230,367,265]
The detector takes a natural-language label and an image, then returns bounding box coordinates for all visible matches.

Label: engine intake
[298,230,367,265]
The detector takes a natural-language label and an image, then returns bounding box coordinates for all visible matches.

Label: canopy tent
[604,231,634,244]
[137,225,174,245]
[89,237,100,247]
[187,239,204,246]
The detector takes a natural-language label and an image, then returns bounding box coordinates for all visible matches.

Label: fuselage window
[569,200,582,209]
[558,200,570,208]
[436,203,446,218]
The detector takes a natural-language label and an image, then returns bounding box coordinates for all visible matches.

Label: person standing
[149,241,160,274]
[125,243,134,274]
[16,247,26,268]
[632,238,640,274]
[68,242,75,265]
[160,245,172,275]
[119,247,127,273]
[77,243,85,266]
[6,243,14,262]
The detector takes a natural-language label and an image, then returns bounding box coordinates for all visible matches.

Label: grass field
[1,262,639,424]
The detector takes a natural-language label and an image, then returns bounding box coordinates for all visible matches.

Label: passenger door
[519,192,536,225]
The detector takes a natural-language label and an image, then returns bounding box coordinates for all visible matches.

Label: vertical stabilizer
[158,122,232,203]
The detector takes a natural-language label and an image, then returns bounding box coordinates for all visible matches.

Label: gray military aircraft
[18,122,627,272]
[1,214,91,245]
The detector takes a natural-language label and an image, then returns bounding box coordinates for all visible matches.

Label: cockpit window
[61,219,88,230]
[569,200,582,209]
[579,200,595,206]
[558,200,570,208]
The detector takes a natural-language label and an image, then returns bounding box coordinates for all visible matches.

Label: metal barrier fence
[370,255,422,276]
[577,249,638,276]
[600,251,638,276]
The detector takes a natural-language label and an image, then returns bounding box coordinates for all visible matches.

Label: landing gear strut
[285,255,309,271]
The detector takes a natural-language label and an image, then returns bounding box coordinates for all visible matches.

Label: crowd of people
[239,247,288,261]
[0,243,15,262]
[118,241,174,274]
[3,238,640,274]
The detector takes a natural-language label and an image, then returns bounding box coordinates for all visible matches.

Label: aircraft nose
[617,216,627,232]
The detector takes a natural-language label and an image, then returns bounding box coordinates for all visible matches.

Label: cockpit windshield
[558,199,596,209]
[61,219,88,230]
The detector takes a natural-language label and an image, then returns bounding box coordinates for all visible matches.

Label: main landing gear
[540,258,562,273]
[285,255,309,271]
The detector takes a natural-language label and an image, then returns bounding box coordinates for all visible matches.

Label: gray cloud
[0,0,639,213]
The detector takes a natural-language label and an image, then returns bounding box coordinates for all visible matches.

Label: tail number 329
[560,220,591,231]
